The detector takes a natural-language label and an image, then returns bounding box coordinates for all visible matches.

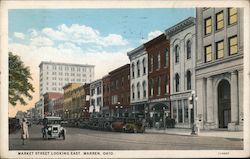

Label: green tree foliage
[9,52,34,106]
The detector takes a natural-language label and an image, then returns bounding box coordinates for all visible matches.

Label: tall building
[196,8,243,130]
[127,45,148,118]
[165,17,196,128]
[39,61,95,97]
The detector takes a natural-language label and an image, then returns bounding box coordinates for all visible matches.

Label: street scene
[9,124,243,150]
[7,6,246,156]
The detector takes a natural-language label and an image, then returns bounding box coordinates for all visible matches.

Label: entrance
[218,80,231,128]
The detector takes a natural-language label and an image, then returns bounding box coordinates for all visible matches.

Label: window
[143,81,146,98]
[121,77,124,86]
[150,56,153,72]
[175,74,180,92]
[150,79,154,96]
[137,60,140,77]
[91,89,95,96]
[186,70,191,90]
[229,36,238,55]
[91,99,95,106]
[165,75,169,94]
[97,97,101,106]
[205,45,212,62]
[132,63,135,78]
[157,77,161,95]
[184,100,189,123]
[132,84,135,100]
[216,11,224,30]
[97,86,101,95]
[205,17,212,35]
[178,100,183,123]
[216,40,224,59]
[165,48,169,67]
[142,58,146,74]
[186,40,191,59]
[175,45,180,63]
[157,53,161,69]
[137,82,140,99]
[228,8,237,25]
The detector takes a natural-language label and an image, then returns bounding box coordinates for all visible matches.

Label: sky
[8,8,195,117]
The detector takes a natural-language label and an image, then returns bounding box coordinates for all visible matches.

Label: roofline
[39,61,95,68]
[165,17,196,37]
[109,64,130,75]
[127,45,145,57]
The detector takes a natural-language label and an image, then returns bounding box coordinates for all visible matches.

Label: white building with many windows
[89,79,103,113]
[196,8,243,130]
[127,45,148,116]
[165,17,196,128]
[39,61,95,97]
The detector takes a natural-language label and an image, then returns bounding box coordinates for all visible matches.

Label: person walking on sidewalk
[21,118,29,145]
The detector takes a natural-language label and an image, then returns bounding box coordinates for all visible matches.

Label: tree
[9,52,34,106]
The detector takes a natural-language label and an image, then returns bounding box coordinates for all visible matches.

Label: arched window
[157,77,161,95]
[165,75,169,94]
[187,70,191,90]
[137,82,140,99]
[187,40,191,59]
[137,60,140,77]
[143,81,146,98]
[157,52,161,69]
[165,48,169,67]
[175,45,180,63]
[150,79,154,96]
[175,73,180,92]
[132,63,135,78]
[132,84,135,100]
[142,58,146,74]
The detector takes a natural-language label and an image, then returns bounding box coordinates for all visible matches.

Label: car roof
[44,116,62,120]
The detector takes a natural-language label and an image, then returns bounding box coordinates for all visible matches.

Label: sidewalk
[145,128,243,139]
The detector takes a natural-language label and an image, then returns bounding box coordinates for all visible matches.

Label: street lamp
[189,90,198,135]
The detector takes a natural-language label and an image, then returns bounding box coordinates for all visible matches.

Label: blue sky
[8,8,194,116]
[9,9,195,48]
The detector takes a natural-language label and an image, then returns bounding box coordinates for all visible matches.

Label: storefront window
[184,99,189,123]
[178,100,183,123]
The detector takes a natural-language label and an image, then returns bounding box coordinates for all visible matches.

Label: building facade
[102,74,111,117]
[127,45,148,118]
[53,96,64,118]
[39,61,95,97]
[89,79,103,114]
[35,100,44,119]
[165,17,196,128]
[43,92,63,116]
[63,83,82,119]
[109,64,131,118]
[145,34,171,128]
[196,8,243,130]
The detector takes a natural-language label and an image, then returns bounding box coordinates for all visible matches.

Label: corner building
[196,8,243,130]
[165,17,196,128]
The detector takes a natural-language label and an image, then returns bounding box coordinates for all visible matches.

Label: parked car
[42,116,66,140]
[111,118,126,132]
[123,118,145,133]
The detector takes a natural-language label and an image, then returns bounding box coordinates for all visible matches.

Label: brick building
[53,96,64,118]
[102,74,111,117]
[109,64,131,118]
[145,34,171,128]
[43,92,63,116]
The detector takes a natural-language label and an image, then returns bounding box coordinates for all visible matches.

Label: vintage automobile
[42,116,66,140]
[123,118,145,133]
[111,118,126,132]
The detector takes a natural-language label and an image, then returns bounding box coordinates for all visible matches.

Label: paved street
[9,125,243,150]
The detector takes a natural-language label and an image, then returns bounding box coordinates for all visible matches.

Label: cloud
[30,36,54,46]
[40,24,128,47]
[140,30,163,44]
[14,32,25,39]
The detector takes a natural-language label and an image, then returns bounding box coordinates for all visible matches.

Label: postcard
[0,0,249,158]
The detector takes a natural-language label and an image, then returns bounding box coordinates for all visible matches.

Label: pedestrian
[21,118,29,145]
